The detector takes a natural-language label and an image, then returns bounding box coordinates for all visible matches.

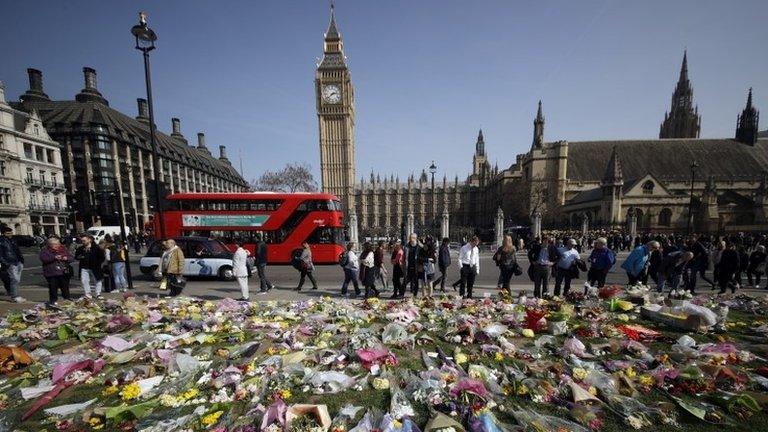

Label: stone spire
[602,146,623,184]
[318,3,346,69]
[532,100,544,149]
[736,88,760,146]
[475,129,485,156]
[659,50,701,138]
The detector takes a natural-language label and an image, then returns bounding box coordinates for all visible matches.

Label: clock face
[322,84,342,104]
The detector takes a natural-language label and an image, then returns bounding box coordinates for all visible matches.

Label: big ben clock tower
[316,5,356,212]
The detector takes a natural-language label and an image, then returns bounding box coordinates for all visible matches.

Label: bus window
[307,227,345,245]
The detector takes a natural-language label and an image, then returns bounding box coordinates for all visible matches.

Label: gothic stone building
[9,67,249,233]
[317,10,766,235]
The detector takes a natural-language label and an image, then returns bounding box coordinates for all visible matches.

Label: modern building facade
[0,81,68,235]
[316,7,767,236]
[10,67,249,233]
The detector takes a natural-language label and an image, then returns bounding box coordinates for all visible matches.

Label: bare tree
[251,163,318,192]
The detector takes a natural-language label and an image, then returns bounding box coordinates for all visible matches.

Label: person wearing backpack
[340,242,361,298]
[295,242,318,291]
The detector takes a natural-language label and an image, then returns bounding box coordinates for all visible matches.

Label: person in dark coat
[432,238,452,292]
[402,233,423,297]
[373,240,388,291]
[716,242,740,294]
[254,234,273,293]
[747,245,768,288]
[657,251,694,293]
[74,234,105,299]
[493,234,519,291]
[734,246,750,288]
[0,226,25,302]
[39,235,74,306]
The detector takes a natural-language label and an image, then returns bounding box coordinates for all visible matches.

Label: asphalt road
[0,247,760,313]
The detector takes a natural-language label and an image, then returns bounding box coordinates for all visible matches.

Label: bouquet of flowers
[598,285,622,300]
[287,405,332,432]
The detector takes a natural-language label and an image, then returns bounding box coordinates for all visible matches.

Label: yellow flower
[182,388,200,400]
[280,389,292,400]
[521,329,535,338]
[119,382,141,401]
[201,410,224,426]
[89,416,104,430]
[638,375,655,386]
[102,385,119,396]
[494,352,504,362]
[455,353,468,364]
[588,386,597,395]
[625,367,637,379]
[266,346,278,355]
[516,384,529,395]
[372,377,390,390]
[572,368,588,381]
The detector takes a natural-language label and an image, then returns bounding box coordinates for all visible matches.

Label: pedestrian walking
[418,236,437,298]
[160,238,186,296]
[233,241,251,301]
[586,237,615,291]
[0,226,25,303]
[402,233,422,297]
[554,238,581,296]
[687,235,715,291]
[340,242,361,298]
[621,241,660,286]
[39,235,74,307]
[716,242,740,294]
[432,237,452,292]
[100,235,114,293]
[493,234,519,292]
[374,240,388,291]
[390,240,404,299]
[657,251,693,293]
[254,234,273,293]
[360,242,379,298]
[458,236,480,299]
[528,235,560,298]
[75,234,106,299]
[109,239,129,292]
[295,242,318,291]
[747,245,767,288]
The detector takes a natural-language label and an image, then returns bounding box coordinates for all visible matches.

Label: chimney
[20,68,50,103]
[219,145,229,163]
[197,132,211,154]
[136,98,149,122]
[171,118,181,135]
[75,67,108,105]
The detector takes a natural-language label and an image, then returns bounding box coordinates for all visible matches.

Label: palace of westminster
[316,8,768,236]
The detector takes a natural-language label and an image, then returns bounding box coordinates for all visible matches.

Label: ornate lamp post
[429,161,437,231]
[131,12,165,239]
[686,160,698,235]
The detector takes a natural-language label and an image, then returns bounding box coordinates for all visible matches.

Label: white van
[86,226,130,243]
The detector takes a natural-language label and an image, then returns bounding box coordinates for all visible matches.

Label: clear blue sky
[2,0,766,183]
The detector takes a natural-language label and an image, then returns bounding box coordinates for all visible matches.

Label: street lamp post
[429,161,437,232]
[131,12,166,240]
[686,160,698,235]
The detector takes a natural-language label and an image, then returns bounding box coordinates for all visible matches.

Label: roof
[11,99,247,186]
[568,187,603,205]
[565,138,768,183]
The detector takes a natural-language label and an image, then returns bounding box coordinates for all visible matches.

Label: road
[0,247,758,313]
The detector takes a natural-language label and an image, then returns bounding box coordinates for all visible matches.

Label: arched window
[642,180,655,195]
[658,208,672,226]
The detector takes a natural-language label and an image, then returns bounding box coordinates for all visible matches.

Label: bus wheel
[219,266,235,281]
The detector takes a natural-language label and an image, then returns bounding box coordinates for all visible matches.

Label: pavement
[1,247,764,313]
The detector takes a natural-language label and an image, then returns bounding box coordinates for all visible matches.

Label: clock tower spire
[316,4,356,212]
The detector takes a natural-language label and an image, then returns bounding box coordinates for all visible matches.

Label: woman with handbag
[39,235,74,307]
[493,235,519,291]
[295,242,318,291]
[161,239,186,296]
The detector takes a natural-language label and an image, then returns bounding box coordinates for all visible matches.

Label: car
[12,235,38,247]
[139,237,237,281]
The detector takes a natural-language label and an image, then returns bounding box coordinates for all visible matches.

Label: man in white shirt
[458,236,480,299]
[554,239,580,296]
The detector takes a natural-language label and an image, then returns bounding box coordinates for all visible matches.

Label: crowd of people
[2,222,768,305]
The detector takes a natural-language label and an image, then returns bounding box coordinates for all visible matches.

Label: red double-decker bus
[157,192,346,264]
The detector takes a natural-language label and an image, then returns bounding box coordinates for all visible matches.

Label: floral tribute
[0,290,766,431]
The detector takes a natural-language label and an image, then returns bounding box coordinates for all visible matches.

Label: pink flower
[449,378,489,399]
